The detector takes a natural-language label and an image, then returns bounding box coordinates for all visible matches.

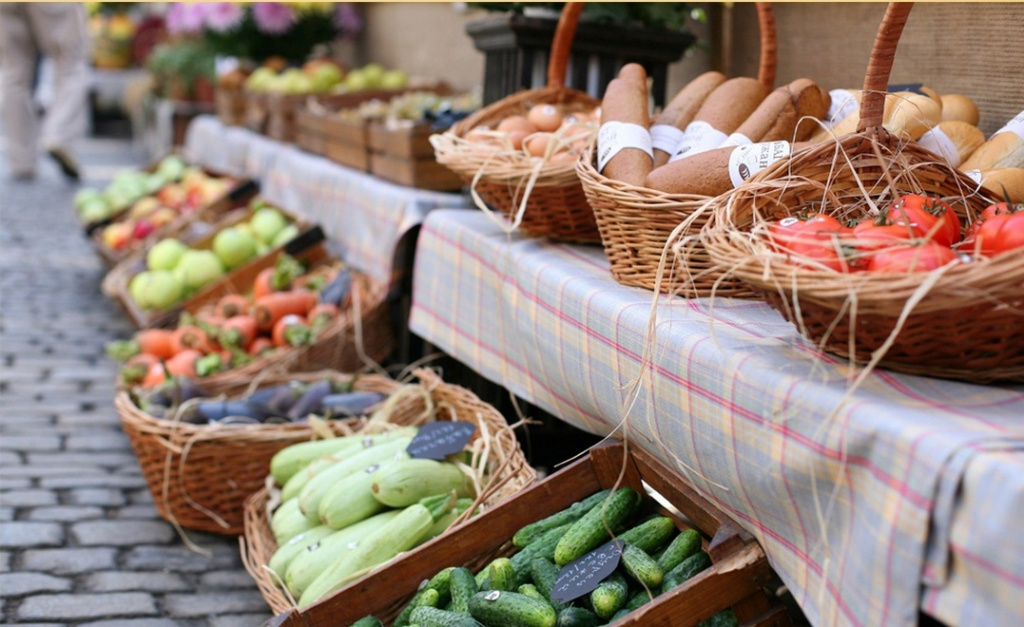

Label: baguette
[812,91,940,142]
[960,110,1024,172]
[978,168,1024,203]
[916,121,985,168]
[645,140,808,196]
[667,77,768,161]
[728,88,798,145]
[598,63,652,187]
[651,71,727,167]
[940,94,980,125]
[786,79,832,141]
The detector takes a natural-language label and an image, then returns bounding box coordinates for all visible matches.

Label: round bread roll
[812,91,939,142]
[917,121,985,167]
[979,168,1024,203]
[961,115,1024,172]
[940,94,980,126]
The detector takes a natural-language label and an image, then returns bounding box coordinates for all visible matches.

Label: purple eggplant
[320,392,386,417]
[319,268,352,306]
[286,380,333,421]
[246,384,296,407]
[197,400,266,423]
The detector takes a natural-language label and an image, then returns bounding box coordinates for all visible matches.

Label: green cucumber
[620,544,663,588]
[660,551,712,593]
[416,588,442,609]
[698,609,739,627]
[589,572,629,619]
[512,490,611,548]
[450,566,478,614]
[421,497,473,544]
[468,590,557,627]
[556,606,600,627]
[656,528,702,573]
[424,566,456,608]
[371,458,474,508]
[510,523,572,585]
[516,583,545,602]
[616,516,676,554]
[553,487,641,566]
[611,588,655,621]
[351,616,383,627]
[481,557,517,592]
[267,524,334,584]
[395,588,430,627]
[528,558,565,612]
[411,606,484,627]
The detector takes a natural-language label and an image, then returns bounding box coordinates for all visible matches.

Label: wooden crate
[215,86,247,127]
[277,440,790,627]
[367,122,463,191]
[295,109,328,156]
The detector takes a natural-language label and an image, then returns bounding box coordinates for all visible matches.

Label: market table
[409,209,1024,627]
[183,115,470,285]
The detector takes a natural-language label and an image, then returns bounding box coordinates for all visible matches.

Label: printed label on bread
[728,141,792,187]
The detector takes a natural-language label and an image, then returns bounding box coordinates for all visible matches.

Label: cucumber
[351,616,383,627]
[589,572,629,619]
[512,490,611,548]
[660,551,712,593]
[411,606,484,627]
[281,454,337,502]
[298,503,434,607]
[698,609,739,627]
[516,584,545,602]
[371,458,474,508]
[611,588,654,621]
[395,588,430,627]
[317,457,403,529]
[416,588,442,609]
[510,523,572,585]
[450,567,478,614]
[480,557,517,592]
[267,525,335,583]
[556,606,600,627]
[656,528,702,573]
[270,427,416,485]
[284,510,402,599]
[616,516,676,554]
[421,497,473,544]
[553,487,641,566]
[620,544,663,589]
[423,566,456,609]
[468,590,557,627]
[528,558,565,611]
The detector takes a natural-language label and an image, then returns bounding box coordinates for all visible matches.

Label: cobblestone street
[1,140,273,625]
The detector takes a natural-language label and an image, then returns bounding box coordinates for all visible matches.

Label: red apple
[132,219,156,240]
[102,222,133,250]
[157,184,187,210]
[148,207,179,229]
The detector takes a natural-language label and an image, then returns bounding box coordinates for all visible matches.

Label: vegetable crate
[271,440,790,626]
[215,86,248,127]
[241,368,537,614]
[368,121,463,191]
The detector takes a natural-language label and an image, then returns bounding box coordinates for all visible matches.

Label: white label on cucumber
[597,122,653,173]
[827,89,859,127]
[668,121,729,162]
[721,132,753,148]
[650,124,687,154]
[728,141,792,188]
[347,541,359,549]
[485,590,501,601]
[307,542,320,552]
[917,127,961,166]
[362,437,374,448]
[995,110,1024,140]
[364,464,380,474]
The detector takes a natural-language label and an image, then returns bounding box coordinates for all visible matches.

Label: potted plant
[145,39,217,103]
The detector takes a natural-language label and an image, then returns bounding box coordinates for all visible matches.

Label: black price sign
[407,421,476,460]
[887,82,925,95]
[550,540,624,604]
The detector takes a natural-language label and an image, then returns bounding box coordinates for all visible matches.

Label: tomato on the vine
[867,241,957,273]
[962,202,1023,251]
[887,194,962,248]
[975,212,1024,258]
[768,214,850,272]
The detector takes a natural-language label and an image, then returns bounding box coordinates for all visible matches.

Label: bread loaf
[667,77,768,162]
[727,88,798,145]
[645,141,806,196]
[960,110,1024,172]
[940,94,980,126]
[650,71,728,167]
[813,91,940,142]
[785,79,832,141]
[598,64,653,186]
[916,121,985,168]
[978,168,1024,203]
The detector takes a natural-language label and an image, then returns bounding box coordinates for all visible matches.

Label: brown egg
[527,104,564,133]
[507,129,530,150]
[465,128,500,147]
[524,133,555,157]
[549,150,578,166]
[497,115,537,135]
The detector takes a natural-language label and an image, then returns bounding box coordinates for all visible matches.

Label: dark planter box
[466,14,696,106]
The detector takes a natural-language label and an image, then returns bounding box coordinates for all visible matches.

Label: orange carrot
[140,349,202,387]
[247,337,275,356]
[252,268,277,300]
[219,315,258,348]
[216,293,251,319]
[170,325,212,355]
[194,309,226,329]
[307,303,339,325]
[135,329,177,360]
[121,353,159,386]
[272,314,311,347]
[253,290,318,332]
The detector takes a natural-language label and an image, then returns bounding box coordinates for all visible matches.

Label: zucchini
[553,487,641,566]
[480,557,517,592]
[512,490,611,548]
[656,528,702,573]
[270,498,302,539]
[516,583,545,602]
[616,516,676,554]
[449,567,478,615]
[556,606,600,627]
[660,551,712,593]
[468,590,557,627]
[270,427,415,485]
[351,616,383,627]
[317,457,402,529]
[509,523,572,585]
[528,558,565,612]
[281,454,337,502]
[371,458,474,508]
[411,606,484,627]
[272,501,318,545]
[298,502,434,607]
[620,544,663,589]
[589,572,629,619]
[421,497,473,544]
[267,525,334,583]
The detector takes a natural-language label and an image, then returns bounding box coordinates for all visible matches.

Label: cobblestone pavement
[1,140,273,625]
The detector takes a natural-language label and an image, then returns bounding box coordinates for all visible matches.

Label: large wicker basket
[240,367,536,615]
[115,371,419,536]
[431,3,602,244]
[701,2,1024,383]
[575,3,777,297]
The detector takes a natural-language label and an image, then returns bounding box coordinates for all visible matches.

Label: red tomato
[867,241,957,273]
[888,194,962,247]
[961,202,1021,249]
[976,213,1024,258]
[767,216,806,255]
[849,220,915,270]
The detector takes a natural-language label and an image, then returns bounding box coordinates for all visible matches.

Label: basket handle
[858,2,914,132]
[756,3,778,90]
[547,2,585,88]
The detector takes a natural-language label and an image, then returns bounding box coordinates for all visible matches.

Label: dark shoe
[47,147,81,180]
[12,170,36,181]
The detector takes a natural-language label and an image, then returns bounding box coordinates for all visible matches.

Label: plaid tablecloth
[408,210,1024,627]
[183,115,469,285]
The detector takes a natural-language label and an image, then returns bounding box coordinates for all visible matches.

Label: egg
[507,129,530,150]
[524,133,555,157]
[497,115,537,136]
[527,104,564,133]
[549,150,578,166]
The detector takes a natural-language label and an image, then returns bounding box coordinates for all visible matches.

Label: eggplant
[197,400,265,422]
[246,384,297,407]
[319,268,352,306]
[286,380,333,421]
[267,384,304,416]
[319,392,387,417]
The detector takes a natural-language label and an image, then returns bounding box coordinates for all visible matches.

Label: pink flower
[252,3,295,35]
[165,3,207,35]
[204,3,244,33]
[334,3,363,39]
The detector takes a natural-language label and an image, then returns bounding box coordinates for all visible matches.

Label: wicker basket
[701,2,1024,383]
[575,3,777,297]
[431,3,602,244]
[215,86,248,127]
[240,367,536,615]
[115,371,417,536]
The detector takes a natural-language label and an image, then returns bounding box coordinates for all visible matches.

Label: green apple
[128,271,151,309]
[310,63,343,92]
[147,238,188,272]
[246,67,277,91]
[173,250,225,292]
[279,68,312,94]
[380,69,408,90]
[361,63,385,88]
[157,155,188,181]
[142,270,184,310]
[343,69,370,92]
[271,224,299,248]
[74,188,102,210]
[250,208,288,244]
[212,226,258,269]
[78,198,111,223]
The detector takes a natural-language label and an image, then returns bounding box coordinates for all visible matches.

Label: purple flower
[165,3,208,35]
[252,3,295,35]
[334,3,363,39]
[204,3,244,33]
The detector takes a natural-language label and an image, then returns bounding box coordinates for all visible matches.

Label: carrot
[135,329,177,360]
[252,267,277,300]
[170,325,213,355]
[140,349,202,387]
[120,353,159,386]
[219,315,258,348]
[307,303,339,325]
[253,290,318,332]
[194,309,226,330]
[216,293,251,319]
[247,337,275,356]
[272,314,311,347]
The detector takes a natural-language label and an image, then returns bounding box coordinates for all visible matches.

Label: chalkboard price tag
[887,82,925,95]
[550,539,624,604]
[407,421,476,460]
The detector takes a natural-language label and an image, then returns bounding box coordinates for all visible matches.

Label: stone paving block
[1,551,10,572]
[83,571,190,593]
[0,522,64,548]
[0,572,73,596]
[0,434,61,452]
[28,505,106,522]
[82,620,185,627]
[58,413,124,427]
[29,452,138,467]
[113,505,161,520]
[0,489,58,507]
[0,506,13,521]
[199,570,260,589]
[41,474,148,489]
[0,477,32,490]
[0,464,107,477]
[68,488,127,506]
[18,592,157,620]
[123,545,241,572]
[127,488,155,504]
[72,520,176,546]
[0,450,21,464]
[209,614,273,627]
[65,432,131,451]
[163,591,268,617]
[22,547,118,574]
